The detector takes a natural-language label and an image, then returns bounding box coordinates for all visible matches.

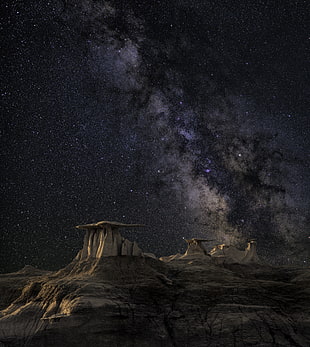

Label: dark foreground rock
[0,256,309,347]
[1,221,309,346]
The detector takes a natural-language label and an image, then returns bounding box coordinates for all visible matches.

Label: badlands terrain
[0,221,309,346]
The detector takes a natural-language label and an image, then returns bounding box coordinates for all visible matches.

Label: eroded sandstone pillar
[76,221,144,260]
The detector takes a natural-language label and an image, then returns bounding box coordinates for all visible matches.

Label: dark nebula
[1,0,309,272]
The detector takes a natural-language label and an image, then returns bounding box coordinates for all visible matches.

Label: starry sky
[1,0,309,272]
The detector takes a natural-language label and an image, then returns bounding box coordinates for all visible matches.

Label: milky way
[1,0,309,272]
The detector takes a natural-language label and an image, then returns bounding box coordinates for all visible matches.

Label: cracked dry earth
[0,257,309,347]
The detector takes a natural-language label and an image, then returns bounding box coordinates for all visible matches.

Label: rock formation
[210,240,260,264]
[0,223,309,347]
[242,239,260,264]
[160,238,213,262]
[159,253,182,262]
[55,220,146,276]
[182,238,211,257]
[160,238,260,265]
[75,221,144,259]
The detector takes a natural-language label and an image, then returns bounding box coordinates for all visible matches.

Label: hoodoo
[182,238,213,257]
[160,238,261,264]
[242,240,260,264]
[160,238,214,262]
[75,221,145,259]
[0,222,308,347]
[210,240,260,264]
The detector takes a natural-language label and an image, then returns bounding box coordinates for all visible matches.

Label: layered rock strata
[75,221,144,259]
[0,224,309,347]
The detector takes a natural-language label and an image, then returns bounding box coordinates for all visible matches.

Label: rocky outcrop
[210,240,260,264]
[160,239,213,262]
[159,253,182,262]
[53,221,145,276]
[143,252,157,259]
[0,224,309,347]
[160,239,260,265]
[182,238,211,258]
[75,221,144,259]
[242,240,260,264]
[1,257,309,347]
[0,266,50,312]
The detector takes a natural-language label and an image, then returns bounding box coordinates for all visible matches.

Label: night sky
[1,0,309,272]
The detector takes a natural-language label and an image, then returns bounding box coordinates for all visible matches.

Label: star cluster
[1,0,309,272]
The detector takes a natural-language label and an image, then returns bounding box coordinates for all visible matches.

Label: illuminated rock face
[160,239,212,262]
[242,240,260,264]
[75,221,143,260]
[0,233,309,346]
[210,240,260,264]
[183,238,209,256]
